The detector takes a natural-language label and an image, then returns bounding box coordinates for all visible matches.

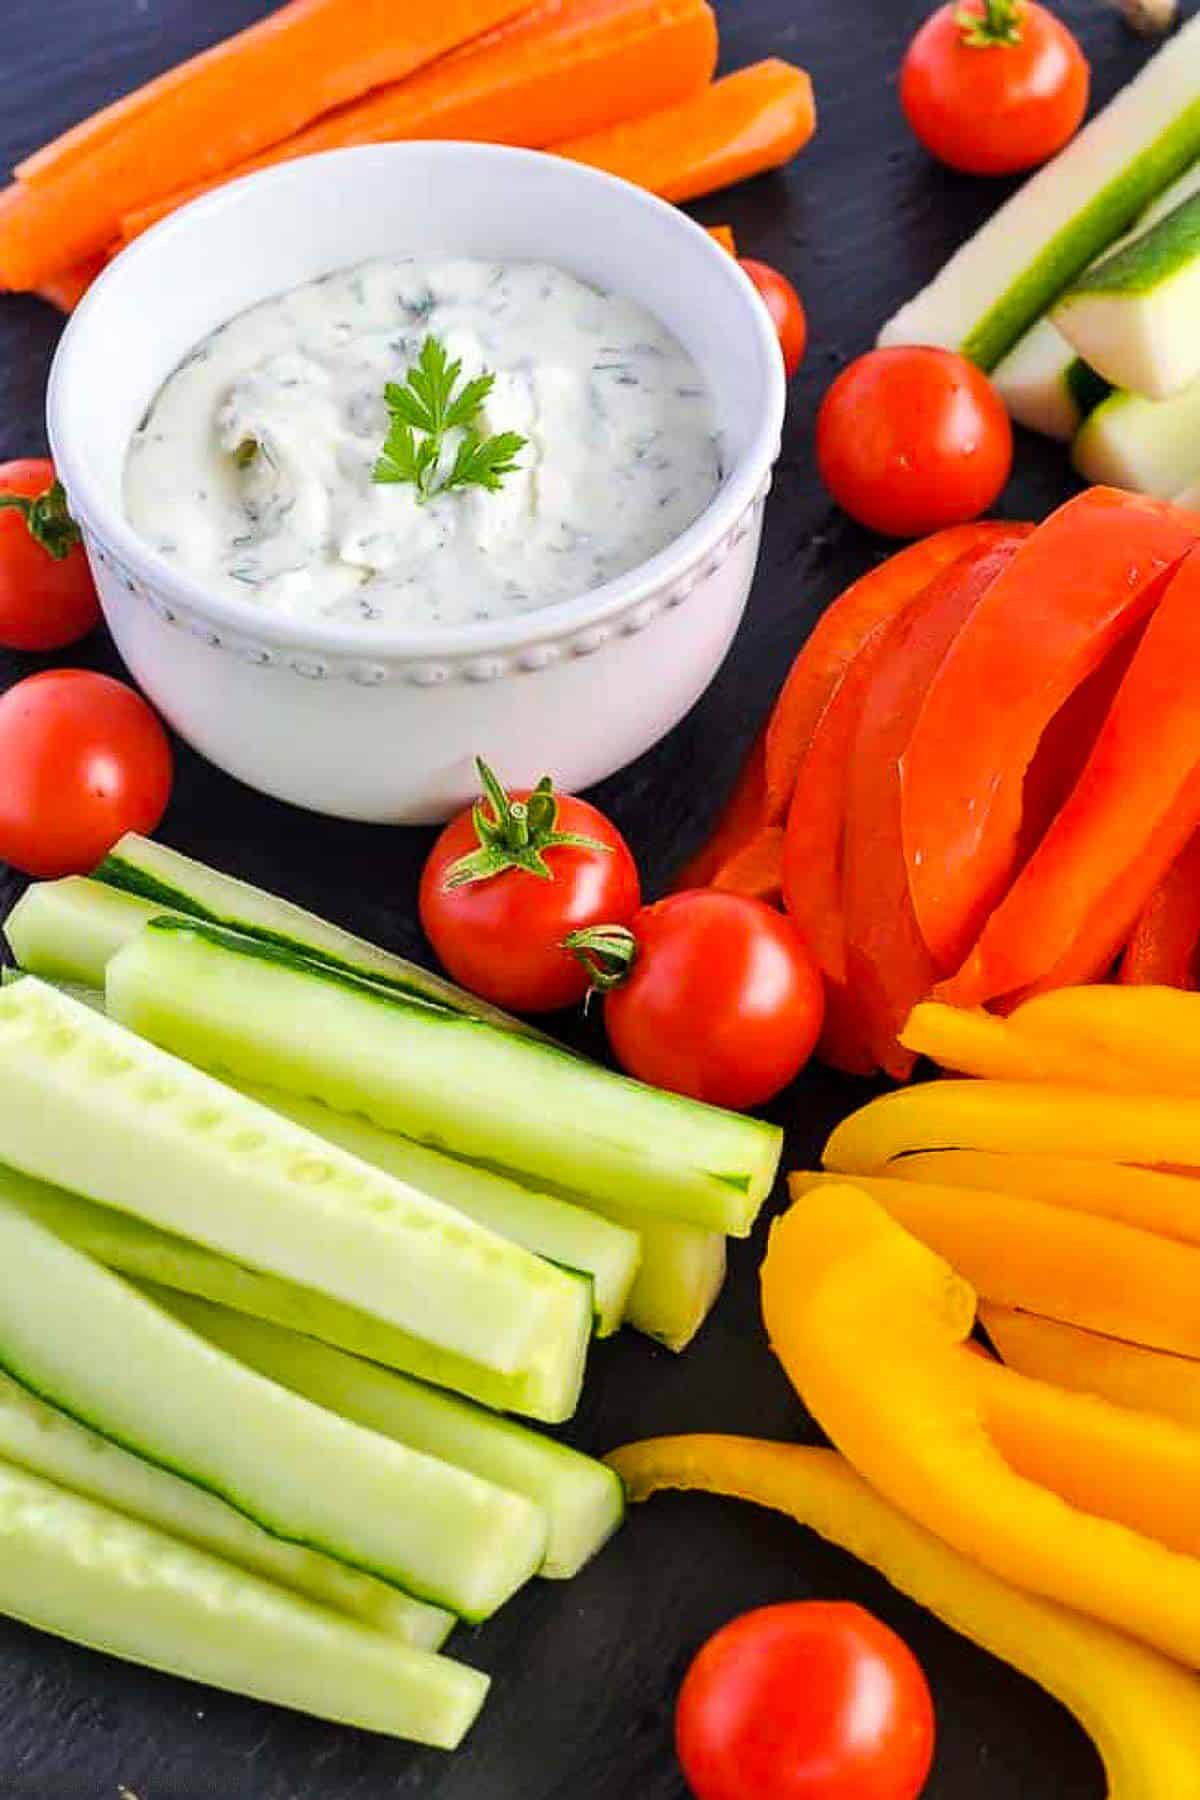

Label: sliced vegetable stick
[0,1369,452,1649]
[1121,830,1200,986]
[971,1349,1200,1561]
[824,1079,1200,1178]
[766,526,1011,820]
[0,1455,487,1746]
[610,1436,1200,1800]
[791,1170,1200,1359]
[1003,984,1200,1095]
[32,253,105,312]
[842,536,1028,1076]
[895,1149,1200,1248]
[118,0,719,247]
[0,0,533,288]
[943,546,1200,1006]
[763,1183,1200,1668]
[672,729,770,890]
[902,488,1198,973]
[706,224,737,255]
[709,825,784,904]
[676,528,1006,898]
[981,1304,1200,1431]
[553,61,816,205]
[900,1000,1146,1087]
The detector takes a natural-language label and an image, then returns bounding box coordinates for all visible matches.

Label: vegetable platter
[2,0,1198,1797]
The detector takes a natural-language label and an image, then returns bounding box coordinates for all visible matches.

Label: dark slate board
[1,2,1192,1793]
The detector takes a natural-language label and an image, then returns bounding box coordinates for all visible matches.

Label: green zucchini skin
[155,1292,625,1582]
[0,1454,487,1745]
[0,1367,453,1649]
[0,975,580,1380]
[107,919,782,1237]
[95,833,550,1041]
[0,1180,547,1619]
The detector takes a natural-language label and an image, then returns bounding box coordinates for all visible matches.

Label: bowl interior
[49,142,782,649]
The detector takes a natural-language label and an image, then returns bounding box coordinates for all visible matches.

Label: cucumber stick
[1054,192,1200,400]
[0,976,583,1379]
[6,1168,585,1425]
[0,1455,485,1745]
[156,1292,623,1581]
[1072,380,1200,498]
[108,921,782,1237]
[879,13,1200,368]
[0,1182,546,1618]
[3,878,160,989]
[593,1202,726,1351]
[96,833,547,1040]
[241,1082,639,1337]
[0,1368,452,1650]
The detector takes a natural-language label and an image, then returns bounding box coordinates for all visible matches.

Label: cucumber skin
[0,1454,486,1746]
[109,919,782,1237]
[0,974,571,1378]
[0,1183,548,1621]
[0,1367,453,1650]
[159,1291,625,1582]
[96,835,551,1043]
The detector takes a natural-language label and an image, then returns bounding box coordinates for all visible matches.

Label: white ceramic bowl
[48,143,785,823]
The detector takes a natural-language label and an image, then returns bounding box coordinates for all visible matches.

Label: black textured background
[0,2,1190,1793]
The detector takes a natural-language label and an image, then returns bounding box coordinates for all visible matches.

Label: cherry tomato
[816,347,1012,538]
[901,0,1089,177]
[0,459,100,651]
[420,760,641,1013]
[740,260,807,379]
[575,890,823,1108]
[0,670,173,878]
[676,1602,936,1800]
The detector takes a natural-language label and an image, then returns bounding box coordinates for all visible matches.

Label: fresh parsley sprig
[373,336,526,504]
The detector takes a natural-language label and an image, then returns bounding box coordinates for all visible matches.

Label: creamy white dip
[123,257,723,629]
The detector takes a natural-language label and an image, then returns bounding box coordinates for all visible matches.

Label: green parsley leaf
[372,334,526,504]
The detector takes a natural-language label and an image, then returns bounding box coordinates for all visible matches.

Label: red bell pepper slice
[672,729,768,891]
[842,532,1031,1078]
[764,524,1016,821]
[674,526,1019,895]
[901,489,1200,974]
[1120,831,1200,990]
[709,825,785,905]
[943,544,1200,1007]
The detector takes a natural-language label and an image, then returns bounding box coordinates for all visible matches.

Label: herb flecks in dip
[124,258,723,629]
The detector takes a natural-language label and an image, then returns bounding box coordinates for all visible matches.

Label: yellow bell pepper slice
[894,1150,1200,1248]
[903,989,1200,1094]
[982,1304,1200,1433]
[761,1183,1200,1666]
[972,1349,1200,1561]
[1010,987,1200,1095]
[823,1080,1200,1176]
[901,1001,1141,1087]
[790,1170,1200,1357]
[608,1434,1200,1800]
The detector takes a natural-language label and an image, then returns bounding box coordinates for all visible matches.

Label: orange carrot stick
[706,224,737,255]
[31,253,106,313]
[118,0,719,250]
[0,0,533,290]
[553,61,816,204]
